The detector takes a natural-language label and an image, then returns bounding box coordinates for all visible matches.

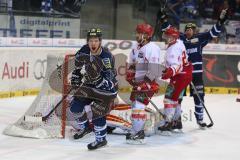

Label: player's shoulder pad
[101,47,114,69]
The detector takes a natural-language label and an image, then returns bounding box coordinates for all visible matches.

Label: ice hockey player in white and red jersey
[159,9,228,129]
[125,23,164,144]
[158,26,193,135]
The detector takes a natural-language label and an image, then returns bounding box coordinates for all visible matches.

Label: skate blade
[88,144,108,151]
[157,130,172,136]
[171,129,183,134]
[198,126,207,130]
[70,132,93,141]
[126,139,146,145]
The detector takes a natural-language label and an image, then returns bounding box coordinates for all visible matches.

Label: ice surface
[0,95,240,160]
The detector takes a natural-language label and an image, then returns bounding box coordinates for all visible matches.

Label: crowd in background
[0,0,86,15]
[156,0,240,44]
[0,0,239,43]
[165,0,240,25]
[0,0,239,20]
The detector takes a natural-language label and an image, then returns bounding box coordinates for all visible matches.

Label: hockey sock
[194,104,204,122]
[93,117,107,142]
[193,94,204,122]
[162,98,177,123]
[94,124,107,142]
[77,120,89,130]
[173,104,181,121]
[131,101,147,134]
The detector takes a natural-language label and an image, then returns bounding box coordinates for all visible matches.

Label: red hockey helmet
[136,23,154,37]
[164,26,179,39]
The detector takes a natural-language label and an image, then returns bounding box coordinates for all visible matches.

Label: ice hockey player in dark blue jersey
[69,28,118,150]
[159,8,228,129]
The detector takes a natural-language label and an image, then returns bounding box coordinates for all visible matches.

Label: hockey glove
[126,69,136,86]
[126,64,136,85]
[135,81,159,93]
[71,68,83,88]
[218,8,228,25]
[136,82,151,92]
[162,67,174,80]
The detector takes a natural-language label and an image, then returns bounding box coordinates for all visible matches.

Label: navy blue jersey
[73,44,118,94]
[179,23,221,74]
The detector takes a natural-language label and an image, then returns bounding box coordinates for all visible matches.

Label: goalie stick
[190,82,214,128]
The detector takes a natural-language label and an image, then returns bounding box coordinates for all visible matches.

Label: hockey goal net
[3,54,74,138]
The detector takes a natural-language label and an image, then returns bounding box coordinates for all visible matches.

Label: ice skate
[126,130,145,144]
[87,139,107,150]
[197,121,207,130]
[171,117,183,133]
[73,127,92,140]
[157,122,173,136]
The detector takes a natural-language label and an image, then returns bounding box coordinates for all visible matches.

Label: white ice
[0,94,240,160]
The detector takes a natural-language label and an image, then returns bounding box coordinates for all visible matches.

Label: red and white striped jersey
[165,39,189,76]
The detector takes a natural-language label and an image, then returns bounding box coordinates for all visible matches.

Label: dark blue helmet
[87,28,102,41]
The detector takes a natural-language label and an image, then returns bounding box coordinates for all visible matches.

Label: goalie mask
[87,28,102,55]
[162,26,179,45]
[135,23,153,45]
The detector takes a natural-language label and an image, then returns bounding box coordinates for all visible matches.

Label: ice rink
[0,94,240,160]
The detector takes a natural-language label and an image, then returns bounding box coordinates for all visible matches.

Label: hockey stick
[153,0,168,39]
[190,82,214,128]
[43,88,74,121]
[24,87,75,122]
[143,93,165,118]
[162,0,168,11]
